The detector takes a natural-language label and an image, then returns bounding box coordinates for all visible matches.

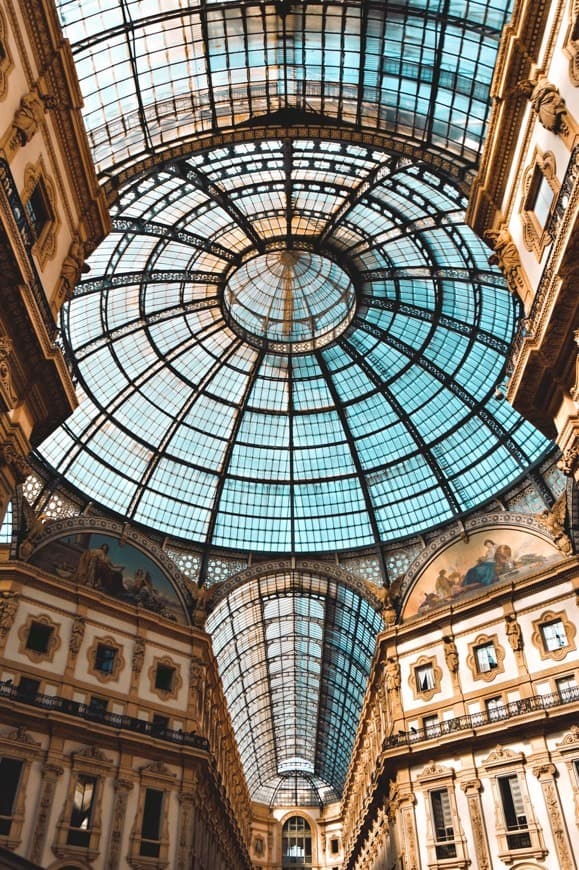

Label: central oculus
[223,250,357,351]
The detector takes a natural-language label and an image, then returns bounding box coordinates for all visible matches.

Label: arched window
[282,816,312,867]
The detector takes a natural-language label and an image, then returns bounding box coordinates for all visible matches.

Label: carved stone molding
[0,440,31,484]
[532,763,575,870]
[68,615,85,657]
[106,777,134,870]
[29,762,64,864]
[460,778,491,870]
[0,591,19,638]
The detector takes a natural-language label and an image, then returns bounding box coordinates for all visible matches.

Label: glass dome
[38,139,549,553]
[38,0,553,557]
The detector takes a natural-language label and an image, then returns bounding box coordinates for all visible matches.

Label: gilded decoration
[403,526,562,618]
[520,149,560,258]
[531,609,577,661]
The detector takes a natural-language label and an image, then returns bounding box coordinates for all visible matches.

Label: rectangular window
[528,168,554,229]
[17,677,40,697]
[430,789,456,859]
[486,697,505,722]
[474,642,498,673]
[25,179,52,240]
[67,775,97,847]
[87,696,108,718]
[155,665,175,692]
[330,838,339,854]
[140,788,163,857]
[152,714,169,734]
[415,664,435,692]
[541,620,567,651]
[498,774,531,849]
[556,675,577,702]
[94,644,117,675]
[26,622,52,654]
[574,759,579,786]
[423,715,440,737]
[0,758,23,835]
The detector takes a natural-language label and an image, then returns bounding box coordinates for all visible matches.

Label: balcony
[388,686,579,747]
[0,681,209,750]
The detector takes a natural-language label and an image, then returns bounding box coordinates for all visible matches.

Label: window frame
[148,656,182,701]
[53,746,112,860]
[532,610,576,662]
[87,635,124,683]
[467,633,505,682]
[409,656,442,701]
[18,613,61,664]
[520,149,559,259]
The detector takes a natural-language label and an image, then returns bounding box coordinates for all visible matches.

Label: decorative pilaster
[532,762,576,870]
[175,790,196,870]
[0,590,18,653]
[0,437,30,526]
[390,787,419,870]
[460,778,491,870]
[29,762,64,864]
[106,778,133,870]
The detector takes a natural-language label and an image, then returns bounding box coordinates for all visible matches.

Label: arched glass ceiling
[205,570,383,804]
[38,139,551,552]
[55,0,513,184]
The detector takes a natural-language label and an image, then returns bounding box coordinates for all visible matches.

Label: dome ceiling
[39,139,549,552]
[38,0,553,558]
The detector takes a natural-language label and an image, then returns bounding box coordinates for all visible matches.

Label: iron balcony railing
[388,686,579,747]
[0,681,209,750]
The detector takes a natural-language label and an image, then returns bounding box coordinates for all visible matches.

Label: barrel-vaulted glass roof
[56,0,514,186]
[206,568,383,805]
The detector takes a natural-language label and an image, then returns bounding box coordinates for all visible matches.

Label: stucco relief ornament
[18,497,49,560]
[569,329,579,405]
[0,592,18,636]
[69,616,85,657]
[9,90,56,149]
[0,441,31,483]
[60,235,89,301]
[518,77,569,135]
[365,580,397,626]
[534,492,573,556]
[132,637,145,674]
[558,441,579,476]
[0,335,17,409]
[484,224,526,296]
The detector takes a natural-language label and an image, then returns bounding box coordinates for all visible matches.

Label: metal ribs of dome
[37,139,550,553]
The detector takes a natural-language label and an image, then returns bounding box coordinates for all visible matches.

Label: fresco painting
[404,529,563,619]
[30,532,185,623]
